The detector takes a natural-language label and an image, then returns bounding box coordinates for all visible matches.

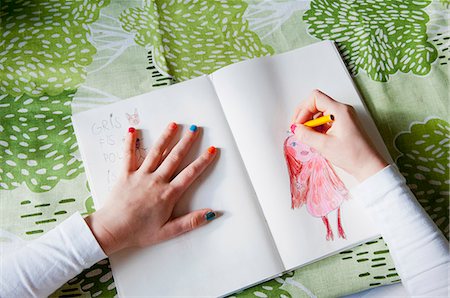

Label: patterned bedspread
[1,1,448,297]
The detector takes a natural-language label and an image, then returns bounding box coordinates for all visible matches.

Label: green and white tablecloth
[1,0,448,297]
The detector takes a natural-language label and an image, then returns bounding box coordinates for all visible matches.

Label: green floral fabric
[0,92,83,192]
[120,0,273,81]
[395,118,449,236]
[1,0,448,297]
[0,0,110,97]
[303,0,438,82]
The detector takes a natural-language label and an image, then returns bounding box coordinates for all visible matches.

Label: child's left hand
[85,123,217,255]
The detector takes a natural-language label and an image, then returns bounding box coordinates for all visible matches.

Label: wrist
[85,210,122,255]
[354,157,388,182]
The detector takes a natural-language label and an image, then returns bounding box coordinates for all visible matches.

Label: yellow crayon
[303,114,334,127]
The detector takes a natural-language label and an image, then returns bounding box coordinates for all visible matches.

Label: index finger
[292,89,341,124]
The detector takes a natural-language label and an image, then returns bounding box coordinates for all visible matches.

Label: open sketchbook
[72,41,391,297]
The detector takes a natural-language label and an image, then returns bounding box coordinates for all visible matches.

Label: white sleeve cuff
[0,212,108,297]
[350,164,450,296]
[57,212,108,267]
[351,164,405,208]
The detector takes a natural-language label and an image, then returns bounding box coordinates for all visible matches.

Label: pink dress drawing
[283,134,349,241]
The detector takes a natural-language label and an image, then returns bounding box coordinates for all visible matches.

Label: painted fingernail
[205,211,216,221]
[128,127,135,133]
[290,124,297,134]
[169,122,178,130]
[207,146,216,154]
[189,124,198,132]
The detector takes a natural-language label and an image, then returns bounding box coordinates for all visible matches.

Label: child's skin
[291,89,388,181]
[86,89,388,255]
[4,90,445,298]
[85,124,217,255]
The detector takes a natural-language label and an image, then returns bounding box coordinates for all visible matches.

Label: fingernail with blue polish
[189,124,198,132]
[205,211,216,221]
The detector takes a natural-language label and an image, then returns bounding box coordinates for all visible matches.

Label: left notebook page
[72,76,283,297]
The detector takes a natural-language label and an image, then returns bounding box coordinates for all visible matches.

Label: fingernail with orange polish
[129,127,135,133]
[208,146,216,154]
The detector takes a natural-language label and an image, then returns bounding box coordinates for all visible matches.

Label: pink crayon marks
[126,108,140,126]
[283,134,349,241]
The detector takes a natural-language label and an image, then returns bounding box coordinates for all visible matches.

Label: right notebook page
[210,40,392,270]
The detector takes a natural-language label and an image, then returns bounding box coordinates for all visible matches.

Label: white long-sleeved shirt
[0,212,107,297]
[1,165,449,297]
[352,165,449,296]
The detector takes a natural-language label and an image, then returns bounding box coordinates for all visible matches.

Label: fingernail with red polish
[169,122,178,130]
[290,124,297,134]
[128,127,135,133]
[208,146,216,154]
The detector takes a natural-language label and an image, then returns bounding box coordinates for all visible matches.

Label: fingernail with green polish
[205,211,216,221]
[189,124,198,132]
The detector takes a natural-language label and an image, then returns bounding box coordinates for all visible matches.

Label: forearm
[352,165,449,296]
[0,212,107,297]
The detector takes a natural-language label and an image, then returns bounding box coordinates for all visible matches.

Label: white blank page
[72,76,283,296]
[211,41,390,269]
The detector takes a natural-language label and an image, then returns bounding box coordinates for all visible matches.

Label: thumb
[160,209,216,240]
[292,124,328,152]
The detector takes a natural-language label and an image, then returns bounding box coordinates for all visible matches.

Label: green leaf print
[119,0,273,81]
[81,181,96,216]
[395,118,449,238]
[431,32,450,66]
[303,0,438,82]
[0,0,110,97]
[338,238,400,290]
[439,0,450,8]
[233,271,293,298]
[147,50,175,88]
[0,92,83,192]
[54,259,116,298]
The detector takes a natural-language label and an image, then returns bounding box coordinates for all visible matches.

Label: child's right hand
[291,89,388,182]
